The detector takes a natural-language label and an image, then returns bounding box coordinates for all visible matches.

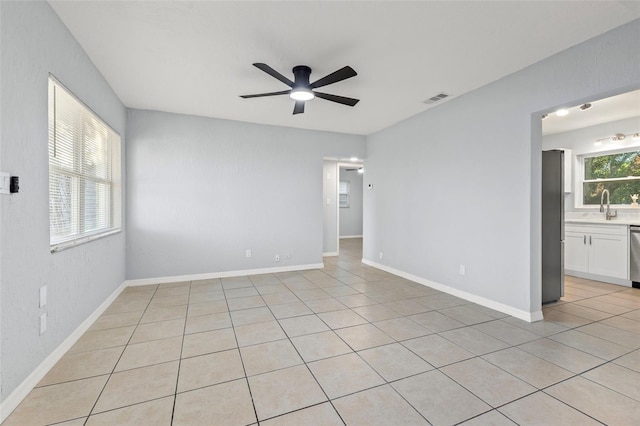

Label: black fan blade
[253,63,294,87]
[309,66,357,89]
[314,92,359,107]
[240,90,291,99]
[293,101,305,115]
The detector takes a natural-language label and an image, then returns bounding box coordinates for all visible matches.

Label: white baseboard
[322,252,338,257]
[362,259,540,323]
[339,235,363,239]
[565,270,631,287]
[125,263,324,287]
[0,281,127,423]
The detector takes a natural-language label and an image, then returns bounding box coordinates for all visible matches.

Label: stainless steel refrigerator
[542,150,564,303]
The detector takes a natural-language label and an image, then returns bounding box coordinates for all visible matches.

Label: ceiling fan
[240,63,359,115]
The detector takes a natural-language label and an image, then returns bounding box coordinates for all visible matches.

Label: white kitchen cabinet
[564,224,628,280]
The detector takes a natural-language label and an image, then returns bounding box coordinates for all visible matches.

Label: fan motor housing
[292,65,312,87]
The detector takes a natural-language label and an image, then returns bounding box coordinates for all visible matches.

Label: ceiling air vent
[423,92,450,105]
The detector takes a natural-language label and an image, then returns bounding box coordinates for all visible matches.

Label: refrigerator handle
[584,235,586,245]
[589,235,592,245]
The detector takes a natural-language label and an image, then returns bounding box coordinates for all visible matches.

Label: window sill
[50,228,122,253]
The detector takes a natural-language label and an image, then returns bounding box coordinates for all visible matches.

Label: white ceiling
[48,1,640,136]
[542,90,640,135]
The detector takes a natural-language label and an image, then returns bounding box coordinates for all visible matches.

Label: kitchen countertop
[566,217,640,226]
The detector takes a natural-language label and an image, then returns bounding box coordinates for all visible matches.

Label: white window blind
[48,77,121,251]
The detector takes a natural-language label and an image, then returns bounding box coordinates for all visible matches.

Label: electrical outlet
[40,286,47,308]
[245,249,252,258]
[275,254,280,262]
[40,313,47,335]
[379,252,383,260]
[459,265,466,276]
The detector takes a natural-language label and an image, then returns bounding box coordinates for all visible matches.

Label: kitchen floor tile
[402,334,475,367]
[85,396,174,426]
[188,301,231,317]
[439,327,510,355]
[575,322,640,349]
[4,376,108,426]
[392,370,491,425]
[234,320,286,347]
[93,361,179,413]
[229,306,275,326]
[239,339,303,376]
[358,343,434,381]
[499,391,601,426]
[335,323,395,351]
[317,309,367,329]
[441,357,536,407]
[260,402,343,426]
[68,326,135,353]
[518,338,606,373]
[459,410,516,426]
[278,314,330,337]
[38,346,124,386]
[140,305,187,323]
[181,328,237,358]
[269,301,314,319]
[409,311,465,332]
[482,347,574,388]
[439,305,496,325]
[173,379,256,426]
[613,349,640,372]
[333,385,428,426]
[336,293,377,308]
[545,376,640,425]
[115,336,183,371]
[582,362,640,400]
[304,298,348,314]
[352,304,402,322]
[130,318,185,343]
[226,295,266,311]
[184,311,231,334]
[248,365,327,420]
[177,349,245,392]
[308,353,384,398]
[291,330,353,362]
[373,317,432,341]
[472,320,540,346]
[89,310,144,331]
[548,329,631,360]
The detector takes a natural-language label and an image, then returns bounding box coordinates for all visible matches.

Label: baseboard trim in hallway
[125,263,325,287]
[0,281,128,423]
[362,259,543,323]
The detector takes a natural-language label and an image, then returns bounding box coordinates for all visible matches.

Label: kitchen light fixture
[579,103,592,111]
[289,88,314,101]
[350,157,358,162]
[357,167,364,174]
[555,109,569,117]
[594,132,639,145]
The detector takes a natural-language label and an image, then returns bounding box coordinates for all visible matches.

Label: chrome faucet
[600,189,617,220]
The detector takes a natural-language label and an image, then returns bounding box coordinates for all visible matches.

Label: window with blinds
[339,181,350,208]
[48,77,121,251]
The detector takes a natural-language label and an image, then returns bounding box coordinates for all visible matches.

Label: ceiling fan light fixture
[290,89,314,101]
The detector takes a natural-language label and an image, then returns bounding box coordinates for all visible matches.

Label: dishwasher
[630,226,640,288]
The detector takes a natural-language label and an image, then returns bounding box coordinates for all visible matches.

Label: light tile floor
[5,238,640,425]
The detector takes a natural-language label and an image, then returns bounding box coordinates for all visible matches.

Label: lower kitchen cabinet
[564,224,628,280]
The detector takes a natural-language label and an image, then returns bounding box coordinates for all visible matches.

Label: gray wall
[364,19,640,316]
[543,116,640,211]
[0,1,126,402]
[126,110,365,279]
[339,168,363,237]
[323,160,338,254]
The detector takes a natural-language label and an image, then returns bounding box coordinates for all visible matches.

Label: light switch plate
[40,286,47,308]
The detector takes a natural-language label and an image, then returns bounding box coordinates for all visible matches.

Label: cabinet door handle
[584,235,586,245]
[589,235,592,245]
